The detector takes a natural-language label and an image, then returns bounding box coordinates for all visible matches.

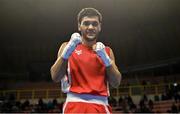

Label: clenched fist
[94,42,112,67]
[61,33,81,60]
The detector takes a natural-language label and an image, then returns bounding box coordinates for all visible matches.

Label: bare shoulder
[61,42,68,48]
[108,47,115,61]
[57,42,68,58]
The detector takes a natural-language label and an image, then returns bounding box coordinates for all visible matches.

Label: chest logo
[75,49,82,55]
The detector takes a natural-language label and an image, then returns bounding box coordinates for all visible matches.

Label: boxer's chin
[86,35,96,41]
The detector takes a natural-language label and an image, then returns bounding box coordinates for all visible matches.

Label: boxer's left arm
[95,42,121,88]
[106,48,122,88]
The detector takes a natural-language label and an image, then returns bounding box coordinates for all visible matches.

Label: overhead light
[173,83,177,87]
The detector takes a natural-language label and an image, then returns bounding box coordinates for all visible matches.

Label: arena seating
[153,100,180,113]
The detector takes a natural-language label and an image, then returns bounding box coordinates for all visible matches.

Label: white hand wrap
[95,42,112,67]
[61,33,81,60]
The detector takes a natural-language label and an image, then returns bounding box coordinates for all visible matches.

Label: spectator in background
[148,99,154,111]
[52,98,57,107]
[127,95,134,107]
[171,102,178,113]
[108,96,117,107]
[161,92,168,100]
[47,100,53,111]
[37,98,47,112]
[174,91,180,103]
[139,94,152,113]
[139,99,152,113]
[143,94,148,102]
[154,95,160,101]
[122,97,129,113]
[118,96,123,107]
[58,101,64,113]
[129,103,138,113]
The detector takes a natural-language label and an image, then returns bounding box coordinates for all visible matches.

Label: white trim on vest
[61,61,72,93]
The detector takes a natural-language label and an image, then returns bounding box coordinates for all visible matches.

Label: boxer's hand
[61,32,81,59]
[94,42,112,67]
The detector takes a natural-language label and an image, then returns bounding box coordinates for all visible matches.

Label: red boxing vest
[61,43,111,96]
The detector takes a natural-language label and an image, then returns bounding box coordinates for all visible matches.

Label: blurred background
[0,0,180,113]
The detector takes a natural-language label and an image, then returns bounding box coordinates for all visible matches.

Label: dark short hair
[77,8,102,24]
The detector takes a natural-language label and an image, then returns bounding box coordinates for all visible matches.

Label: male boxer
[51,7,122,113]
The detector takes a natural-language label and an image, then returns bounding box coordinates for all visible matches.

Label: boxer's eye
[82,21,99,27]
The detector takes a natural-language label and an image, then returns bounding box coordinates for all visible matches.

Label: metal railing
[0,83,173,100]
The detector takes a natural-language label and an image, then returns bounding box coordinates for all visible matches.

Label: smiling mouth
[87,35,96,39]
[87,31,96,35]
[87,33,95,36]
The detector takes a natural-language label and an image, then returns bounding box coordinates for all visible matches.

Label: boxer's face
[78,16,101,42]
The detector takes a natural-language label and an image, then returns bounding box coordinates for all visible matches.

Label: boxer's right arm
[50,42,68,82]
[50,32,81,82]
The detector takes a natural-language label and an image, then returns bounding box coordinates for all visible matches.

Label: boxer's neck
[82,38,96,48]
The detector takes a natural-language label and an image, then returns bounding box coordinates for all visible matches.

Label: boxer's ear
[98,23,101,32]
[78,23,81,31]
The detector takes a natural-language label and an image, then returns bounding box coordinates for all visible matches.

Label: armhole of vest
[105,46,111,56]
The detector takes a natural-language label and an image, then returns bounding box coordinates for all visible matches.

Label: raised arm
[50,33,81,82]
[106,48,122,88]
[94,42,122,88]
[50,42,68,82]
